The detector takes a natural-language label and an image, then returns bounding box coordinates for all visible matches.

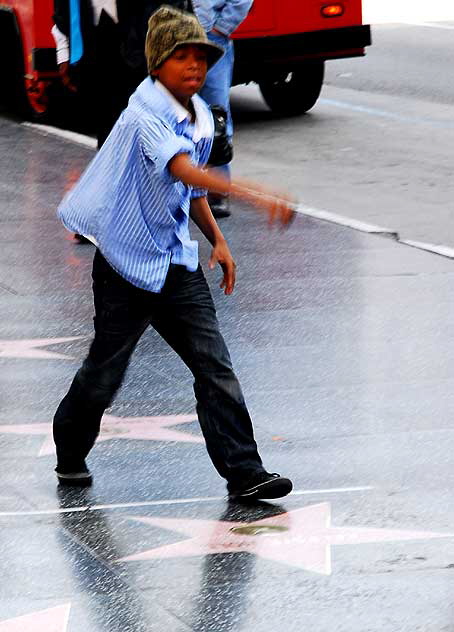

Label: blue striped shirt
[58,78,214,292]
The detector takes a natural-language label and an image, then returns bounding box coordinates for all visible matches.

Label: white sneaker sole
[56,471,93,486]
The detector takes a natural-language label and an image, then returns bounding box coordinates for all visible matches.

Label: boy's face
[154,45,208,105]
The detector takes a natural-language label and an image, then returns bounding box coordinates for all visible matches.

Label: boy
[53,6,294,501]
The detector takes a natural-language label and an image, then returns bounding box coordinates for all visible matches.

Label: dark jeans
[53,251,264,489]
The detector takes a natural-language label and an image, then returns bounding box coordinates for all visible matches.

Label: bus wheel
[258,62,325,116]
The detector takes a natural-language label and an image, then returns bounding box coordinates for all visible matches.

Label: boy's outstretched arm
[190,196,236,295]
[168,153,295,226]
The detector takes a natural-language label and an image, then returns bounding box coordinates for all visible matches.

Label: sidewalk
[1,117,454,632]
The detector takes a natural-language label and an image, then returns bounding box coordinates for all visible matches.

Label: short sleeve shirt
[57,77,214,292]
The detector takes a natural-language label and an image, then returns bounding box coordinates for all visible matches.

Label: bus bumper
[233,24,371,81]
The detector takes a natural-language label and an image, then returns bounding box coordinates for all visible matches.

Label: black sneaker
[55,461,93,487]
[229,472,293,501]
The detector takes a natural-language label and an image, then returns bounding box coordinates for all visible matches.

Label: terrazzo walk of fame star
[118,502,453,575]
[0,603,71,632]
[0,337,85,360]
[0,414,203,456]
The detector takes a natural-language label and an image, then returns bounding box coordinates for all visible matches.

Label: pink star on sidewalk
[0,337,85,360]
[118,503,454,575]
[98,414,203,445]
[0,603,71,632]
[0,414,203,456]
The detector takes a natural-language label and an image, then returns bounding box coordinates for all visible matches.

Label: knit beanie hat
[145,6,224,75]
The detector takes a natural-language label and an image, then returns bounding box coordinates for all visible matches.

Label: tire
[258,62,325,116]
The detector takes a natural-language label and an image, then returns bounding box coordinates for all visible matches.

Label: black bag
[208,105,233,167]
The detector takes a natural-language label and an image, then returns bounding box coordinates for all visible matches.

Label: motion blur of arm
[169,153,295,227]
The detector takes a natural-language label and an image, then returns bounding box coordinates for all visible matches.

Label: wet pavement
[1,117,454,631]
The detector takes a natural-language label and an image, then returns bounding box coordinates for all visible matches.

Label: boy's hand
[232,182,296,227]
[169,155,296,228]
[208,241,236,295]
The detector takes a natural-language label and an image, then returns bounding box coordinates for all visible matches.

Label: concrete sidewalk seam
[22,121,97,150]
[296,204,454,260]
[0,486,374,518]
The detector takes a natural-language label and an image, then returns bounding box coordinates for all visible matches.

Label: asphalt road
[231,21,454,251]
[325,22,454,105]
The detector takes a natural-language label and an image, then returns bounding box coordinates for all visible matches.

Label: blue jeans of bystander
[200,31,234,181]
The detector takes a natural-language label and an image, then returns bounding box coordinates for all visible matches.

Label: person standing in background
[52,0,129,147]
[52,1,194,148]
[195,0,253,218]
[53,0,131,243]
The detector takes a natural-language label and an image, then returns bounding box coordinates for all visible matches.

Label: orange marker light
[321,3,344,17]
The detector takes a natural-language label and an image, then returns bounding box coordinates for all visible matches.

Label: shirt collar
[154,80,213,142]
[154,80,191,123]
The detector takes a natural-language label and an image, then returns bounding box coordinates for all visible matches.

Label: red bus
[0,0,370,120]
